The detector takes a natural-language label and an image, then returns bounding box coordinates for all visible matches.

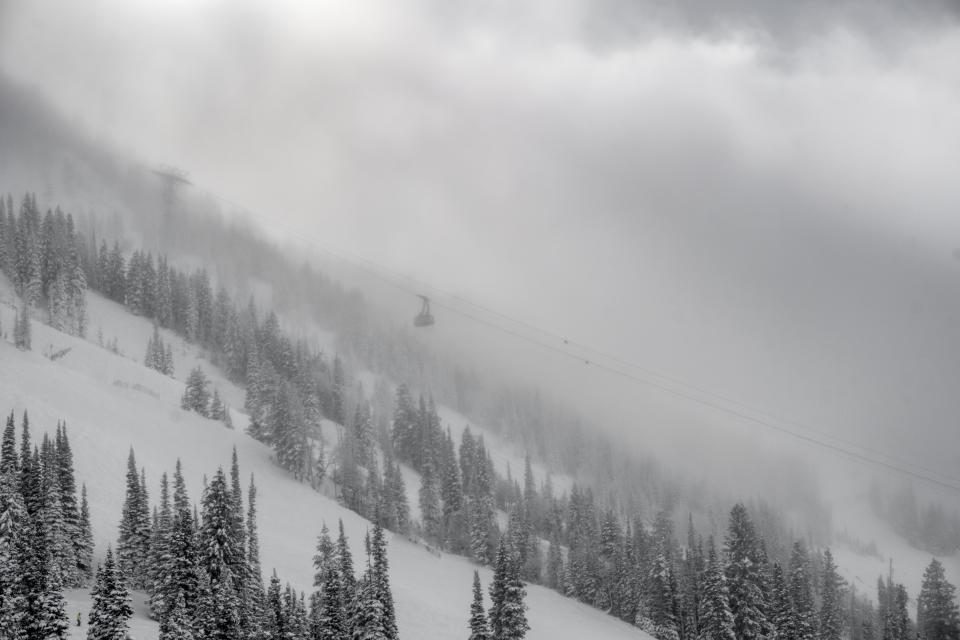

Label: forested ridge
[4,186,960,640]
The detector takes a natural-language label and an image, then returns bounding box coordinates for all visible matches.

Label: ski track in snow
[0,281,650,640]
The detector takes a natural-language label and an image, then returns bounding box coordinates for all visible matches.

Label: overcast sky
[3,0,960,491]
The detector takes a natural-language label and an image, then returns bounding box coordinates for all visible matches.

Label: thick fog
[3,0,960,502]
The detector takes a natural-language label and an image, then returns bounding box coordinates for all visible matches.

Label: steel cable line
[192,186,960,492]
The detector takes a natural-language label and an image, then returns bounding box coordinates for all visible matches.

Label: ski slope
[0,282,648,639]
[831,493,960,603]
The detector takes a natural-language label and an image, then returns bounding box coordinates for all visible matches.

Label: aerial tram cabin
[414,295,434,327]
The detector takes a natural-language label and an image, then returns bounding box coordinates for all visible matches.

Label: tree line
[0,193,89,348]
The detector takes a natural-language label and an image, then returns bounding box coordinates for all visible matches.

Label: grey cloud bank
[2,0,960,491]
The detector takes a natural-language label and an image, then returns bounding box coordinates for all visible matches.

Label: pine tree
[0,412,16,475]
[385,460,409,534]
[818,549,843,640]
[440,430,466,551]
[313,523,336,591]
[312,546,346,640]
[789,541,816,640]
[18,411,31,492]
[117,449,151,590]
[43,570,71,640]
[40,451,76,591]
[699,542,735,640]
[265,571,285,639]
[351,576,388,640]
[545,536,563,591]
[87,547,133,640]
[56,423,82,586]
[419,460,442,542]
[164,343,175,376]
[209,389,226,422]
[160,592,196,640]
[198,468,243,640]
[390,385,417,466]
[771,563,797,640]
[13,487,59,638]
[893,582,912,640]
[488,537,529,640]
[246,475,266,638]
[331,356,346,426]
[165,471,201,636]
[78,484,95,581]
[370,522,398,639]
[14,303,31,350]
[680,517,704,640]
[150,473,174,622]
[338,519,357,598]
[725,504,767,640]
[181,367,211,417]
[272,382,310,480]
[69,244,88,337]
[352,399,375,468]
[0,472,26,638]
[469,570,492,640]
[644,511,679,640]
[146,324,169,374]
[918,558,960,640]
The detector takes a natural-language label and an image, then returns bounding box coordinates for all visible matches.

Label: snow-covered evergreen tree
[469,570,492,640]
[246,475,266,638]
[419,460,442,542]
[146,324,174,376]
[198,468,243,640]
[0,472,26,639]
[788,541,815,640]
[918,558,960,640]
[489,537,529,640]
[160,592,196,640]
[14,303,31,350]
[351,576,388,640]
[724,504,767,640]
[78,484,95,581]
[770,563,797,640]
[643,511,679,640]
[352,398,375,468]
[150,473,174,623]
[272,381,310,480]
[181,367,211,417]
[370,522,398,640]
[312,545,346,640]
[54,423,83,586]
[209,388,226,422]
[264,571,285,638]
[87,547,133,640]
[818,549,843,640]
[699,541,735,640]
[117,449,151,590]
[0,412,17,477]
[338,519,357,600]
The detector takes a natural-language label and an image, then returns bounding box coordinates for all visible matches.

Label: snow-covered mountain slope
[0,282,648,639]
[831,492,960,603]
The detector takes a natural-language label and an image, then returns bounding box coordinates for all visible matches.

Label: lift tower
[152,165,191,252]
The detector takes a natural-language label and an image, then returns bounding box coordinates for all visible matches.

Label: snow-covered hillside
[0,280,648,639]
[831,493,960,604]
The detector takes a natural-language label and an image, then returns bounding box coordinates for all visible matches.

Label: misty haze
[1,1,959,639]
